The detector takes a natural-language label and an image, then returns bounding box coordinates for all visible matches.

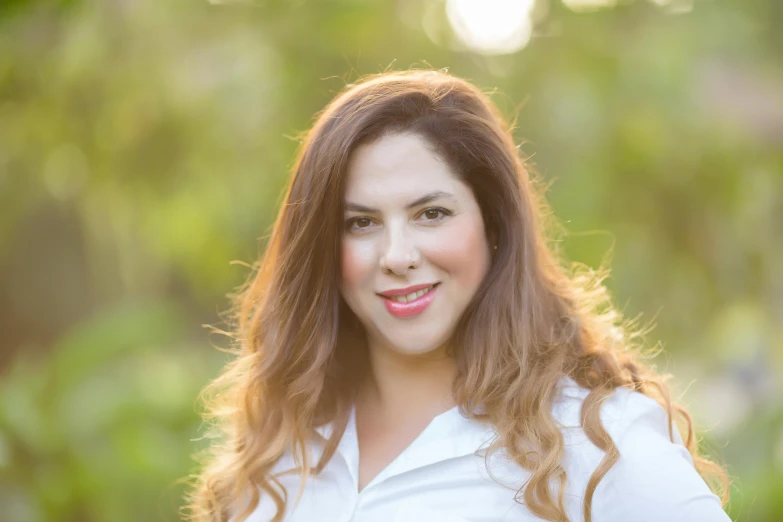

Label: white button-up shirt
[243,378,730,522]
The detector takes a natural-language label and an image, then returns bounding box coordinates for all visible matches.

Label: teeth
[389,286,433,303]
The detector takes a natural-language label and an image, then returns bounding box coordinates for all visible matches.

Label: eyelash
[345,207,452,232]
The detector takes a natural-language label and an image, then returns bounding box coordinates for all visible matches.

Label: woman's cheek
[432,221,489,288]
[341,241,366,287]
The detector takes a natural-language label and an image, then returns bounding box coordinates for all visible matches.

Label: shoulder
[552,376,674,446]
[551,377,730,522]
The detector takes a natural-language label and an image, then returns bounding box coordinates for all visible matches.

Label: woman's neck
[358,339,459,424]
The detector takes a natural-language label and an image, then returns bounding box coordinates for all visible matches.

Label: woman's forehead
[344,133,464,202]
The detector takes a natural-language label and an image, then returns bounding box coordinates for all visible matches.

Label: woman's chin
[382,334,450,358]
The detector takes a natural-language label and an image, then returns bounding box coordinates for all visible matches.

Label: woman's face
[340,132,492,357]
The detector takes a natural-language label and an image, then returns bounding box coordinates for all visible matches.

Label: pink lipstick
[378,283,439,318]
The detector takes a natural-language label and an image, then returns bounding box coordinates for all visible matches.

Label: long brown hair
[184,69,728,522]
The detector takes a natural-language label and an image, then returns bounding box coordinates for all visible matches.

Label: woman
[185,70,730,522]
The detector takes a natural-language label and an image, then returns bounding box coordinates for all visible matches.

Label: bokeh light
[561,0,617,12]
[445,0,535,54]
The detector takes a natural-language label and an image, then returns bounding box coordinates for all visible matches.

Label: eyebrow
[344,190,457,213]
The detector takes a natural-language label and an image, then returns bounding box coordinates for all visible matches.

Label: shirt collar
[314,402,497,490]
[311,376,582,488]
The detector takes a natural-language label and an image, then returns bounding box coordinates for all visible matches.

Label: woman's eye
[420,207,451,221]
[346,208,451,232]
[346,217,373,231]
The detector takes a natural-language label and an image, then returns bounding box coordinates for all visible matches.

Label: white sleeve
[591,391,731,522]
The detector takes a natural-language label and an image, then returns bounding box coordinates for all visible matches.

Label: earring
[493,245,498,250]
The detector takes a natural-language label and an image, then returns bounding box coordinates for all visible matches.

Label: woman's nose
[379,225,420,275]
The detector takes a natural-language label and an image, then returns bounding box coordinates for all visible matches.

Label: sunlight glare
[561,0,617,12]
[445,0,535,55]
[648,0,695,14]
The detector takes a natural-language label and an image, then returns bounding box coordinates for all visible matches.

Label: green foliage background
[0,0,781,520]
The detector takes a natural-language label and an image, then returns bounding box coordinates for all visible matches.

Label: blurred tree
[0,0,780,520]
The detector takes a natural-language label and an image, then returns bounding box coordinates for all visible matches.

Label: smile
[380,283,440,318]
[386,284,436,303]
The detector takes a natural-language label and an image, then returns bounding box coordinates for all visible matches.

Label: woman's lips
[380,284,439,318]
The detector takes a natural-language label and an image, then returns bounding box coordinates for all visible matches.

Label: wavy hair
[183,69,729,522]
